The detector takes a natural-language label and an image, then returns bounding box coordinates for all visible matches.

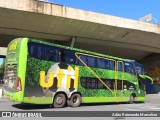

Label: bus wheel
[129,94,136,104]
[53,93,67,108]
[69,94,82,107]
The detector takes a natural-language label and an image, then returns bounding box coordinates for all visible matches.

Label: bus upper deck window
[60,50,65,62]
[124,62,136,75]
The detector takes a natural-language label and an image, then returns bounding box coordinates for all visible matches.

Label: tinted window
[64,50,76,64]
[79,55,87,66]
[124,62,136,75]
[138,76,145,90]
[117,80,122,90]
[80,77,115,90]
[28,42,60,62]
[123,81,136,90]
[97,58,105,68]
[133,61,144,74]
[44,46,59,61]
[87,57,96,67]
[118,62,123,71]
[38,46,45,59]
[109,60,115,70]
[97,58,114,70]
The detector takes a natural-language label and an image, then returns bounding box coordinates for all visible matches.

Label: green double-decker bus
[4,38,152,108]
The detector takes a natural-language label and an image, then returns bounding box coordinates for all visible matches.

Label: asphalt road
[0,94,160,120]
[0,94,160,111]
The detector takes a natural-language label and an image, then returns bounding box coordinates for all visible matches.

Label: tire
[69,94,82,107]
[129,94,136,104]
[53,93,67,108]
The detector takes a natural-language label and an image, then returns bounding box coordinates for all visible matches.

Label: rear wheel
[69,94,82,107]
[53,93,67,108]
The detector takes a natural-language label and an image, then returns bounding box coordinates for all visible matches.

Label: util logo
[39,66,79,89]
[8,41,18,51]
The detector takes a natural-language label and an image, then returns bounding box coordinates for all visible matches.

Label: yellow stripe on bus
[40,71,54,88]
[67,74,71,88]
[74,67,79,89]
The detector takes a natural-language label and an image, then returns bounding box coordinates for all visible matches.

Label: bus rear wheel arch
[69,93,82,107]
[129,93,137,104]
[53,92,67,108]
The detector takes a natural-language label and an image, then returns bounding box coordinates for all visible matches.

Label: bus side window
[28,42,38,58]
[118,62,123,71]
[44,46,60,62]
[87,56,95,67]
[123,81,136,90]
[79,55,87,66]
[45,47,53,61]
[60,50,65,62]
[64,50,76,64]
[97,58,105,69]
[37,45,45,59]
[104,80,111,89]
[117,80,122,90]
[91,79,97,88]
[80,77,87,88]
[28,44,34,56]
[109,60,115,70]
[138,77,145,90]
[104,60,110,69]
[97,80,104,89]
[110,80,115,89]
[124,62,136,75]
[54,49,59,62]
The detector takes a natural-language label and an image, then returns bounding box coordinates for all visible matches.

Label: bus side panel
[4,38,28,102]
[23,41,54,104]
[17,38,28,102]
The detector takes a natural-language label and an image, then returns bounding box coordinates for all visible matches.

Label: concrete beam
[0,0,160,60]
[0,0,160,34]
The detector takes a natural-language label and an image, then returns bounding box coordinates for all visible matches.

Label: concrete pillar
[70,37,76,48]
[0,47,7,56]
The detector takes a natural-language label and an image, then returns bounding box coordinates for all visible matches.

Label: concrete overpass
[0,0,160,61]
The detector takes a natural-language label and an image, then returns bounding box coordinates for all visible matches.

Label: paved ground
[0,94,160,119]
[0,94,160,111]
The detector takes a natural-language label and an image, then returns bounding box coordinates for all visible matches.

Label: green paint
[82,96,145,103]
[82,97,130,103]
[4,38,147,105]
[140,74,153,84]
[4,38,28,102]
[16,38,28,102]
[137,97,146,102]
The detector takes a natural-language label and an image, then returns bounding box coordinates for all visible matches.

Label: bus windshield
[132,61,144,75]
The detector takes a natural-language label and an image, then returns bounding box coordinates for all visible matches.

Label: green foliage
[26,39,140,97]
[0,59,5,79]
[26,56,54,86]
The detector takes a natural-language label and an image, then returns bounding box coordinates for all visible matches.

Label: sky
[50,0,160,23]
[0,59,3,65]
[0,0,160,64]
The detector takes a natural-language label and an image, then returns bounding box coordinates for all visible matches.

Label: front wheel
[53,93,67,108]
[69,94,82,107]
[129,94,136,104]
